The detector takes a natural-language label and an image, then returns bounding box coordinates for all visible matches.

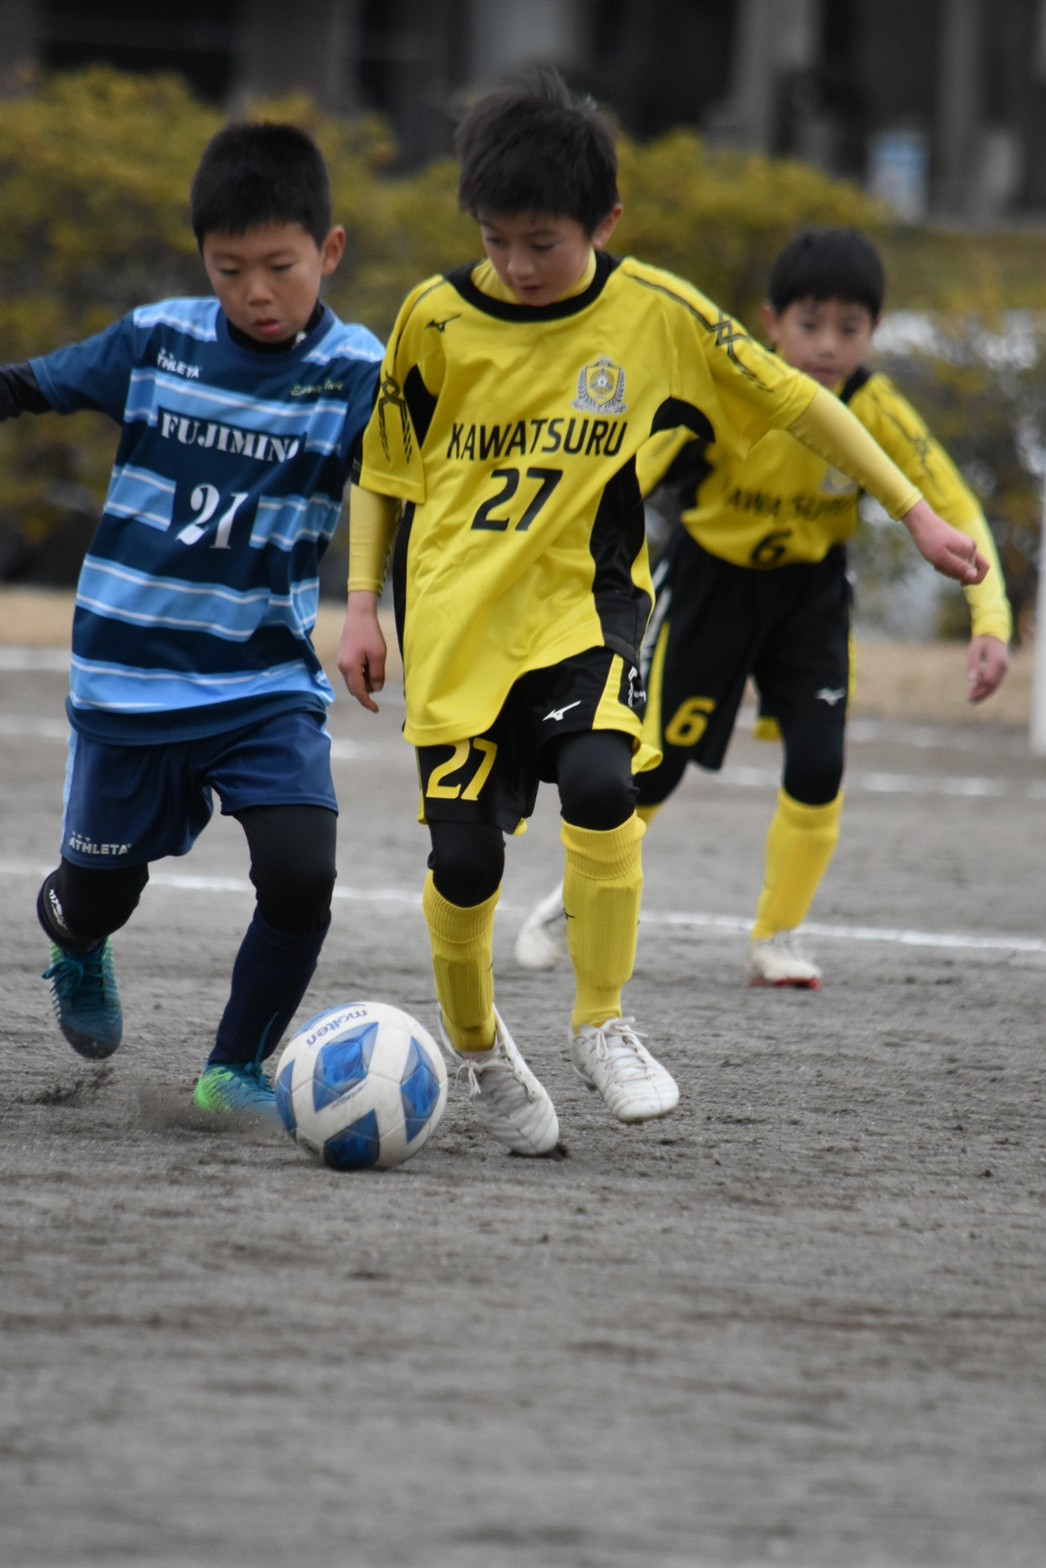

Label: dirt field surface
[2,591,1045,1568]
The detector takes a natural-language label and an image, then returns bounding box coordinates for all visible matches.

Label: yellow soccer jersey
[644,366,1012,641]
[360,255,873,747]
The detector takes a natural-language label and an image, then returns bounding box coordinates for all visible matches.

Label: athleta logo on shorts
[815,687,846,705]
[66,834,132,857]
[626,664,645,709]
[572,357,627,415]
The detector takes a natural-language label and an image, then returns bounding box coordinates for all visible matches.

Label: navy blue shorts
[60,707,337,868]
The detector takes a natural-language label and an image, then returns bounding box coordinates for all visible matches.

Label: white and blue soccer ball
[275,1001,447,1170]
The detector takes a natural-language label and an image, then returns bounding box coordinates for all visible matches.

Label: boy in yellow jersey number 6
[516,227,1011,991]
[339,76,990,1157]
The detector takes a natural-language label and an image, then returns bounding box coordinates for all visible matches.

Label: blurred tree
[0,67,1041,624]
[874,317,1046,643]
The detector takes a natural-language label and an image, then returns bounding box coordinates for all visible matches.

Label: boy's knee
[239,805,336,934]
[38,861,149,947]
[560,770,635,831]
[253,850,335,933]
[554,730,636,830]
[427,822,504,907]
[782,724,845,807]
[782,756,844,808]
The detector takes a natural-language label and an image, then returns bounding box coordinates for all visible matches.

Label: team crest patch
[572,356,627,415]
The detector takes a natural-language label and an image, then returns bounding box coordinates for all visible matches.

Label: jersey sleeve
[854,373,1013,640]
[657,278,922,519]
[669,278,819,444]
[786,386,922,518]
[346,485,400,592]
[357,277,446,504]
[29,316,137,421]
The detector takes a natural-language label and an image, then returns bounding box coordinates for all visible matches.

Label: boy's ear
[592,203,624,252]
[759,301,779,343]
[321,225,346,276]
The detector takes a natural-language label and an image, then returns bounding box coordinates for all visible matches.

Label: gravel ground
[2,635,1045,1568]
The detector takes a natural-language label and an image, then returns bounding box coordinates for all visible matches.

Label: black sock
[206,911,329,1069]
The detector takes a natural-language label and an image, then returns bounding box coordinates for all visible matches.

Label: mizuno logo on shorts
[543,700,582,723]
[815,687,846,705]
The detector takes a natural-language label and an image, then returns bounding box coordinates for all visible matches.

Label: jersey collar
[445,250,618,322]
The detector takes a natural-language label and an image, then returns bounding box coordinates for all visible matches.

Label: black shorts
[416,646,646,833]
[642,532,851,773]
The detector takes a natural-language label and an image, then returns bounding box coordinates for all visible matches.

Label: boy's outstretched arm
[337,483,400,713]
[898,499,988,585]
[788,388,989,585]
[0,362,53,419]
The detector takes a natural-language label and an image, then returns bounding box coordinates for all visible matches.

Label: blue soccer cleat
[193,1062,279,1120]
[42,937,123,1059]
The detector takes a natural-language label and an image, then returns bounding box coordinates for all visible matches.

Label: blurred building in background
[1,0,1045,221]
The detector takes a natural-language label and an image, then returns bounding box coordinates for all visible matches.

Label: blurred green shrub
[0,66,1042,624]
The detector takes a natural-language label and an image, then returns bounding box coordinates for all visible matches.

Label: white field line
[2,857,1044,956]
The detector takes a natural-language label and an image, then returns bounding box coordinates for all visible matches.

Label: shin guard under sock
[422,873,498,1053]
[562,814,645,1033]
[752,789,842,941]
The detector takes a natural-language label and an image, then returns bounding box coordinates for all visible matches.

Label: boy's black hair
[456,68,619,235]
[766,228,885,318]
[189,121,332,247]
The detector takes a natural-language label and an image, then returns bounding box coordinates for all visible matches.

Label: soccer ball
[274,1000,448,1170]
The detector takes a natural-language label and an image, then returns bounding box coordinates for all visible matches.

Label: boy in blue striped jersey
[0,122,383,1116]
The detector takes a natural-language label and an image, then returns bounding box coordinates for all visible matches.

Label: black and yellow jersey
[642,365,1012,642]
[357,254,923,748]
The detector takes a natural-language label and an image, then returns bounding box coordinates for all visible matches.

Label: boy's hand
[337,591,387,713]
[901,501,989,584]
[966,634,1009,704]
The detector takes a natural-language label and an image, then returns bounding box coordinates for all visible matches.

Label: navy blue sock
[206,911,329,1069]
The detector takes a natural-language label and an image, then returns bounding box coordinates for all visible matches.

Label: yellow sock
[562,814,645,1033]
[422,873,498,1053]
[636,801,661,828]
[752,790,842,941]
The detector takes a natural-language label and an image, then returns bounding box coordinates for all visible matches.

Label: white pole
[1030,471,1046,754]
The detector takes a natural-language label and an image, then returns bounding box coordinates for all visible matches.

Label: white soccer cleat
[748,931,822,989]
[440,1007,560,1156]
[514,883,568,970]
[570,1017,679,1124]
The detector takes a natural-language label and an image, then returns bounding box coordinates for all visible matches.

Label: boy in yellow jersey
[338,80,990,1156]
[516,226,1011,990]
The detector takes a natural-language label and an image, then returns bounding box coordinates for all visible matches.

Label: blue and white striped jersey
[31,298,382,742]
